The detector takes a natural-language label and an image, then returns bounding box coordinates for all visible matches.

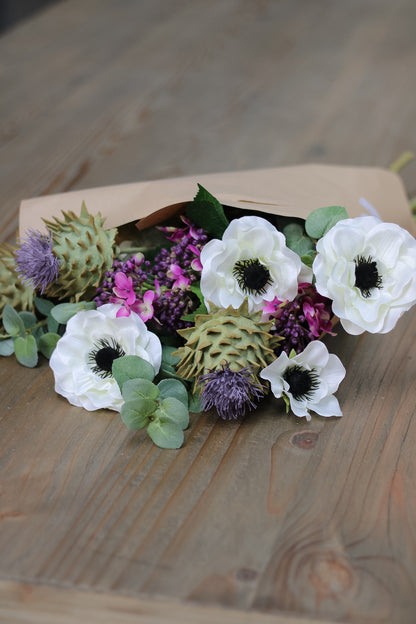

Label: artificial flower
[198,362,265,419]
[49,303,162,412]
[200,216,307,313]
[15,228,60,293]
[313,216,416,334]
[260,341,345,420]
[263,283,334,355]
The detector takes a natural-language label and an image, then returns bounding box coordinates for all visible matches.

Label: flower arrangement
[1,182,416,448]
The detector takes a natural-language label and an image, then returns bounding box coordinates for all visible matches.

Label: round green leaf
[112,355,155,390]
[121,400,151,430]
[0,338,15,356]
[51,301,96,324]
[157,379,188,407]
[14,335,38,368]
[305,206,348,239]
[147,420,184,449]
[38,332,61,359]
[122,378,160,402]
[34,297,55,316]
[156,397,189,430]
[19,311,38,329]
[3,304,25,336]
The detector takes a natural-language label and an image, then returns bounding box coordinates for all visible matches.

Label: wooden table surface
[1,1,416,623]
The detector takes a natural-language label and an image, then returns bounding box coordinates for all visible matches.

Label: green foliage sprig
[112,354,192,449]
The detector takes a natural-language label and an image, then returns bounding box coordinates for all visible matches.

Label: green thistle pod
[173,300,281,390]
[43,202,116,302]
[0,243,34,316]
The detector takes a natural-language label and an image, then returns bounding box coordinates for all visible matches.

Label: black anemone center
[233,258,272,295]
[88,337,126,378]
[354,255,382,298]
[283,365,319,400]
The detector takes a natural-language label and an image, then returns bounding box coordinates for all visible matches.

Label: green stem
[0,317,48,340]
[390,151,414,174]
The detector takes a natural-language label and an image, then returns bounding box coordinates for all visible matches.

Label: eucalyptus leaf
[156,397,189,430]
[283,223,315,257]
[121,378,160,402]
[14,335,38,367]
[3,304,25,336]
[51,301,96,324]
[112,355,155,390]
[157,378,188,408]
[121,400,150,430]
[47,313,60,333]
[301,254,314,268]
[161,346,181,368]
[19,311,38,329]
[34,297,55,316]
[186,184,229,239]
[147,420,184,449]
[305,206,348,239]
[189,391,203,413]
[0,338,15,356]
[38,332,61,359]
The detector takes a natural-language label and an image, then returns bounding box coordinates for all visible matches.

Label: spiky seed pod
[43,202,117,302]
[173,300,281,391]
[0,243,34,316]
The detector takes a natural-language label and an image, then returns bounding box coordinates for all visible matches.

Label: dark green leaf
[121,400,150,430]
[0,338,15,356]
[147,420,184,449]
[121,378,160,402]
[3,304,25,336]
[305,206,348,239]
[189,391,203,413]
[112,355,155,390]
[38,332,60,359]
[186,183,229,239]
[157,379,188,408]
[34,297,55,316]
[47,313,60,333]
[51,301,96,324]
[19,311,37,329]
[14,335,38,367]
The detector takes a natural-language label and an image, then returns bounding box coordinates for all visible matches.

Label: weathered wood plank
[1,0,416,622]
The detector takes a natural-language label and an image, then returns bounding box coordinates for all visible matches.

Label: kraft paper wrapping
[18,164,415,236]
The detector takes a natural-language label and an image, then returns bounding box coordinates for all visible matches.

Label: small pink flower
[112,272,136,305]
[262,297,284,316]
[168,264,190,289]
[135,290,156,322]
[188,244,203,271]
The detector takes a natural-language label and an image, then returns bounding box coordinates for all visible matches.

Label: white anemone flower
[49,303,162,412]
[313,216,416,335]
[260,341,345,420]
[200,216,309,313]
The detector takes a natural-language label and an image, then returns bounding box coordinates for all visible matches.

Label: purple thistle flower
[198,362,265,420]
[15,228,60,293]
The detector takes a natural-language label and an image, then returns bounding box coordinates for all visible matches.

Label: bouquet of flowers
[1,173,416,449]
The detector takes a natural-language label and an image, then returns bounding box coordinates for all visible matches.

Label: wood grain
[1,1,416,623]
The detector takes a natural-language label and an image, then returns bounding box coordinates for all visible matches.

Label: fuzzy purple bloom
[15,228,60,293]
[198,363,265,420]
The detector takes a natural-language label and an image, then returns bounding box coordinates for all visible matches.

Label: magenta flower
[188,244,203,271]
[168,264,191,289]
[135,290,156,322]
[262,296,282,316]
[112,272,136,305]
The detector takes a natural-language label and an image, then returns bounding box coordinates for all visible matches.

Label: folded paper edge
[18,164,415,237]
